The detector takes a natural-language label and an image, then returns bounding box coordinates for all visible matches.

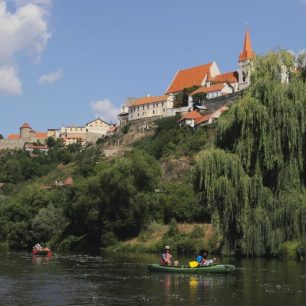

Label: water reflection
[31,255,53,265]
[150,271,234,305]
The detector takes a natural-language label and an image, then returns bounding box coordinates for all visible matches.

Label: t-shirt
[196,255,203,263]
[160,252,172,264]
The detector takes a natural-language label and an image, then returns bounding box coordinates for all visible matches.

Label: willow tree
[218,51,306,192]
[194,51,306,256]
[194,149,274,255]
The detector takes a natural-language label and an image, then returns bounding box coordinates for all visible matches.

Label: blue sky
[0,0,305,137]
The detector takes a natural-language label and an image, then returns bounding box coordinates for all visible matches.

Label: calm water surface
[0,251,305,305]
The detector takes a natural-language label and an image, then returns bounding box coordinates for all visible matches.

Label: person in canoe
[33,243,42,251]
[32,243,52,256]
[160,245,174,265]
[196,249,216,266]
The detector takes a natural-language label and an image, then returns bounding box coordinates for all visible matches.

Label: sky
[0,0,305,137]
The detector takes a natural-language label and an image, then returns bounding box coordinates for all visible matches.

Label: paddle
[189,261,199,268]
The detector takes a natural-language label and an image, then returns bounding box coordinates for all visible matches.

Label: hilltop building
[85,118,112,143]
[118,30,255,125]
[59,125,87,146]
[51,118,116,146]
[0,123,47,150]
[128,94,175,121]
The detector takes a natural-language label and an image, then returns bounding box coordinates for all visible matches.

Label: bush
[190,226,204,239]
[277,241,301,259]
[58,235,87,252]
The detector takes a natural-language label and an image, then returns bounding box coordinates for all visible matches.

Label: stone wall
[203,91,243,113]
[0,139,25,150]
[0,137,46,151]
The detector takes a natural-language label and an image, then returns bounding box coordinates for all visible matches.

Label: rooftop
[130,95,169,107]
[190,83,227,95]
[166,63,213,94]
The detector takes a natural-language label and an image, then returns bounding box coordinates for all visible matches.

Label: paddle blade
[189,261,199,268]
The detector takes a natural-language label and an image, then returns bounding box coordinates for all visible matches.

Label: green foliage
[174,86,200,107]
[121,123,131,134]
[277,241,300,259]
[58,235,87,252]
[192,92,207,104]
[0,134,3,139]
[31,205,67,242]
[134,116,215,159]
[195,51,306,256]
[161,180,206,223]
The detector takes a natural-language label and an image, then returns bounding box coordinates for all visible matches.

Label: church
[118,30,255,124]
[166,30,255,97]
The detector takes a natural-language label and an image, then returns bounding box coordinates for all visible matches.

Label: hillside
[0,51,306,257]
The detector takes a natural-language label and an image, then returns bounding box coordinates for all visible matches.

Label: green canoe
[148,263,236,274]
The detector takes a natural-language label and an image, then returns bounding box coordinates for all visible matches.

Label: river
[0,251,305,305]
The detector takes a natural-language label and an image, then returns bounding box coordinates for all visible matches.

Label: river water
[0,251,305,306]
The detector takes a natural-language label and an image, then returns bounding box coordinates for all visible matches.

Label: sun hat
[164,245,170,250]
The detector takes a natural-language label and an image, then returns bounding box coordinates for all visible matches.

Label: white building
[86,118,111,136]
[128,94,175,121]
[190,83,233,100]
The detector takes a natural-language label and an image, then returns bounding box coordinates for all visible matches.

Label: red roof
[239,30,255,62]
[63,177,74,186]
[8,134,20,140]
[166,63,213,94]
[130,95,169,107]
[35,132,48,139]
[190,84,226,95]
[195,106,229,126]
[178,110,204,123]
[195,113,214,125]
[20,122,31,129]
[213,71,238,84]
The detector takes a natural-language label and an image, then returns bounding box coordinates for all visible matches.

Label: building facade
[128,94,175,121]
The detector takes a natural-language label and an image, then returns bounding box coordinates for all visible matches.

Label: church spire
[238,29,255,62]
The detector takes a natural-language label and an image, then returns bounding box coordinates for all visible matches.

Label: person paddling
[160,245,173,265]
[196,249,216,266]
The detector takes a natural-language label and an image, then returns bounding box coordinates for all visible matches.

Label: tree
[0,134,3,139]
[194,52,306,255]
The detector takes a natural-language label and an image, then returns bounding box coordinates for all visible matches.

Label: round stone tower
[20,122,32,139]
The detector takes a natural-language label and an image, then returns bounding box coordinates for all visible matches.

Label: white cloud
[0,65,22,95]
[0,0,51,95]
[91,99,120,123]
[38,69,63,85]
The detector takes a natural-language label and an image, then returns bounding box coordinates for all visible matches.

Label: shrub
[277,241,300,259]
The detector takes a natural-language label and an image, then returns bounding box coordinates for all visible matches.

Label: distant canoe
[148,263,235,274]
[32,248,52,257]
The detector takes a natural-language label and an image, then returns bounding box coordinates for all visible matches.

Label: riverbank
[108,221,219,254]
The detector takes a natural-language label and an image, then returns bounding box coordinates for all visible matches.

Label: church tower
[238,30,255,90]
